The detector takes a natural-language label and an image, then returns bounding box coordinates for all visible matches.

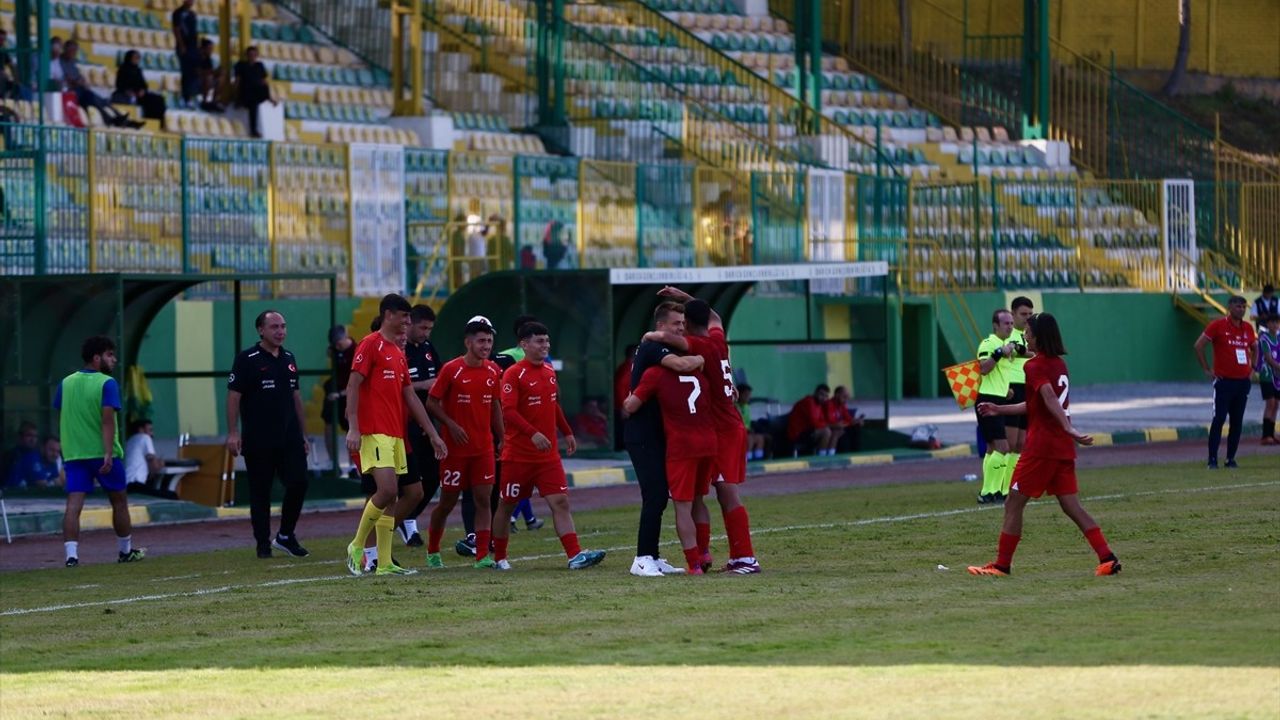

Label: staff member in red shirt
[1194,296,1257,469]
[787,385,834,456]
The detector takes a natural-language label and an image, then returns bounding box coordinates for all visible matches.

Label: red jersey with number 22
[1023,355,1076,460]
[429,357,501,457]
[351,333,410,438]
[684,328,740,433]
[632,365,717,459]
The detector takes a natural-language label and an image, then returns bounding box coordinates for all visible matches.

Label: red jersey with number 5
[684,328,740,433]
[1023,355,1076,460]
[632,365,717,459]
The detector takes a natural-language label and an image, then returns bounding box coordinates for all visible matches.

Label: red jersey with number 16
[631,365,717,459]
[350,333,410,438]
[684,328,741,433]
[1023,355,1076,460]
[501,359,573,463]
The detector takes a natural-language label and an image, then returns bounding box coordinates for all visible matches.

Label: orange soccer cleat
[967,563,1010,577]
[1095,555,1122,576]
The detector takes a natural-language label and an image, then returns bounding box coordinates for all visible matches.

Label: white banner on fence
[349,143,406,297]
[609,262,888,285]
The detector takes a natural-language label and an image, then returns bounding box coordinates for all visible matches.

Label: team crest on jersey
[486,378,495,387]
[504,383,513,393]
[288,363,297,372]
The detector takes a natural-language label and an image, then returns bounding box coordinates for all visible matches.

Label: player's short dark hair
[654,302,684,325]
[370,317,382,332]
[1264,283,1275,294]
[1011,296,1034,311]
[255,309,281,330]
[128,419,152,435]
[1263,312,1280,325]
[815,383,830,395]
[464,321,495,338]
[328,324,347,345]
[834,385,848,395]
[517,321,549,341]
[1228,295,1247,306]
[42,434,59,446]
[81,335,116,363]
[410,305,436,323]
[684,299,712,329]
[991,308,1011,324]
[380,293,412,315]
[738,383,752,393]
[512,314,538,336]
[1028,313,1067,358]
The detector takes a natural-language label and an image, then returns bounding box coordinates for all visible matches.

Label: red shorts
[439,454,496,493]
[1010,455,1078,498]
[714,424,747,485]
[499,460,568,501]
[666,456,714,502]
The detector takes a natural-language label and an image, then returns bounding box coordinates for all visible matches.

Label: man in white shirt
[125,419,167,496]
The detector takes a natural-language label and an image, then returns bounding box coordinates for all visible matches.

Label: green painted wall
[726,290,827,406]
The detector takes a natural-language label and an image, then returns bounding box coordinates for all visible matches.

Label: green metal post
[989,178,1001,288]
[635,164,646,268]
[552,0,565,126]
[328,277,337,475]
[1021,0,1048,139]
[180,138,191,272]
[807,0,821,132]
[34,128,47,275]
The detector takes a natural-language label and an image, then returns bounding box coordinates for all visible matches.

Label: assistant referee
[226,310,311,559]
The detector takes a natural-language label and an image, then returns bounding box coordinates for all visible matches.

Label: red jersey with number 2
[350,333,410,438]
[632,365,717,459]
[684,328,740,433]
[1023,355,1076,460]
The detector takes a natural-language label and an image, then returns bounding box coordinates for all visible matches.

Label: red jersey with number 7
[1023,355,1076,460]
[684,328,741,433]
[631,365,717,459]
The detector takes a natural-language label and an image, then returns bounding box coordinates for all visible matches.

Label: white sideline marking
[3,480,1276,617]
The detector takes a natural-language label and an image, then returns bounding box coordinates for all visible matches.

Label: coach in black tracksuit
[401,305,444,544]
[226,310,310,560]
[625,301,705,575]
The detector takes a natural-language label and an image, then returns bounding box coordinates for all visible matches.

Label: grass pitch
[2,455,1278,719]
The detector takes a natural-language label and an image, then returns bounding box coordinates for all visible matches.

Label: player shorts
[1260,380,1279,401]
[975,393,1008,442]
[64,458,127,494]
[359,434,408,476]
[666,455,714,502]
[714,424,746,485]
[439,453,496,493]
[499,460,568,501]
[1006,383,1028,430]
[1009,455,1078,498]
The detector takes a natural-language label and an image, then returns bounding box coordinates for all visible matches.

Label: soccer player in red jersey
[643,289,760,574]
[343,294,447,577]
[490,322,606,571]
[968,313,1121,577]
[623,354,714,574]
[424,318,505,569]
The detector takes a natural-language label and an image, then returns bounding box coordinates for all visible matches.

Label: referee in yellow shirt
[974,309,1018,504]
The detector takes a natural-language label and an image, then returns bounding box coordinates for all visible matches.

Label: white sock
[364,547,378,563]
[65,541,78,560]
[117,535,131,554]
[403,519,418,535]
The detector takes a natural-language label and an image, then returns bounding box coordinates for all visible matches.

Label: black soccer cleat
[1224,459,1239,469]
[65,557,79,568]
[272,534,310,558]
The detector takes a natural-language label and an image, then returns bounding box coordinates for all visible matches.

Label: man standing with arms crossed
[344,294,447,576]
[491,322,606,570]
[643,290,761,574]
[58,336,145,567]
[624,302,706,577]
[226,310,310,559]
[974,309,1019,504]
[425,318,505,569]
[398,304,444,546]
[1194,296,1256,468]
[1003,297,1036,497]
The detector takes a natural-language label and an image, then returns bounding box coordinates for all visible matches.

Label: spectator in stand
[543,220,569,269]
[1254,284,1278,331]
[8,435,64,488]
[787,384,838,456]
[231,46,273,138]
[171,0,199,107]
[736,383,768,460]
[195,39,223,111]
[60,41,141,128]
[573,397,610,447]
[0,29,33,100]
[3,421,40,487]
[124,419,174,498]
[826,385,865,453]
[112,50,166,121]
[47,37,65,88]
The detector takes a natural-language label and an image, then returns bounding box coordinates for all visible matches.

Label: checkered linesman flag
[942,360,982,410]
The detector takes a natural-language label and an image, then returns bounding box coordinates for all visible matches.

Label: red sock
[475,530,491,560]
[696,522,711,555]
[427,523,445,554]
[1083,527,1112,561]
[996,532,1021,569]
[723,506,754,559]
[493,536,509,562]
[683,546,702,571]
[559,532,581,558]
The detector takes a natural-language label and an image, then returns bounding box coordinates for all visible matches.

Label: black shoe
[118,548,146,563]
[1207,459,1218,469]
[509,519,519,533]
[257,545,273,559]
[405,531,424,547]
[977,493,991,505]
[65,557,79,567]
[993,493,1007,505]
[1224,459,1239,469]
[272,534,310,558]
[455,533,477,558]
[525,517,545,530]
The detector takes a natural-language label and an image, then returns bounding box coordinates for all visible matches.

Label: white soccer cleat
[653,557,686,575]
[494,559,513,571]
[629,555,664,577]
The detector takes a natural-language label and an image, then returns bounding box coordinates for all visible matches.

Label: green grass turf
[1,456,1278,718]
